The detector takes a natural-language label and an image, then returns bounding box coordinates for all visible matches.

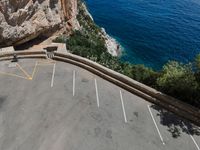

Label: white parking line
[94,78,100,108]
[51,63,56,87]
[182,122,200,150]
[147,105,165,145]
[73,70,76,96]
[120,90,127,123]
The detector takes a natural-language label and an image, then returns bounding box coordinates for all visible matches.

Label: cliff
[0,0,120,56]
[76,1,121,56]
[0,0,79,47]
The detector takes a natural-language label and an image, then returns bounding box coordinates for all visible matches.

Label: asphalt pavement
[0,58,199,150]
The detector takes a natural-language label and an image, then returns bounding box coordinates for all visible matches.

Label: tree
[195,53,200,73]
[194,54,200,99]
[157,61,198,104]
[131,64,158,87]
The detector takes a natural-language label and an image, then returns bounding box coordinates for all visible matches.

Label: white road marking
[73,70,76,96]
[94,78,100,108]
[120,90,127,123]
[147,105,165,145]
[51,63,56,87]
[182,122,200,150]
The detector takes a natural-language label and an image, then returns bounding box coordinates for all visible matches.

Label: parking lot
[0,58,199,150]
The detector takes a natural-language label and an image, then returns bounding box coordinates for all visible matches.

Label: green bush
[195,54,200,73]
[66,30,107,59]
[157,61,199,105]
[194,54,200,105]
[53,35,68,43]
[131,64,159,87]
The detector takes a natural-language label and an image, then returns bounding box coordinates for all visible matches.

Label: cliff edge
[0,0,120,56]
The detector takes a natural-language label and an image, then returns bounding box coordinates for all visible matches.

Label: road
[0,58,199,150]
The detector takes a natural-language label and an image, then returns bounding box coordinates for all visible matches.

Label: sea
[85,0,200,70]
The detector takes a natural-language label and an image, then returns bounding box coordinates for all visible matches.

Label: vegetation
[157,61,199,105]
[195,54,200,73]
[53,0,200,108]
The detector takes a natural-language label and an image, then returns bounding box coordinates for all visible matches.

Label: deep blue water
[85,0,200,70]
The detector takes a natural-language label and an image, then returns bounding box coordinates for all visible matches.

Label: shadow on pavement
[0,96,7,109]
[151,105,200,138]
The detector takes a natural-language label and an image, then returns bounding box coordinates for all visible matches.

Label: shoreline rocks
[101,28,122,57]
[80,2,122,57]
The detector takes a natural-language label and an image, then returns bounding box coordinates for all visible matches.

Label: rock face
[0,0,79,47]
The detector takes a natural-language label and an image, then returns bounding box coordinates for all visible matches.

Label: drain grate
[47,52,54,59]
[44,46,57,59]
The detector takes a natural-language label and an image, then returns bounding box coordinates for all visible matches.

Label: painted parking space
[121,90,166,149]
[150,105,200,150]
[0,58,199,150]
[192,125,200,150]
[74,67,97,107]
[96,77,124,124]
[0,59,56,81]
[0,61,30,80]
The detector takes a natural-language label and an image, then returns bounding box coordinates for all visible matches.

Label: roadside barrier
[53,52,200,126]
[0,50,47,61]
[0,50,199,126]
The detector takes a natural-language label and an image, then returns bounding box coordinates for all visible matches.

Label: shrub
[195,53,200,73]
[157,61,199,105]
[131,64,159,87]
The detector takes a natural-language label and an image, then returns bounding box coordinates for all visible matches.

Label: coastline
[54,0,200,111]
[81,2,122,57]
[101,28,122,57]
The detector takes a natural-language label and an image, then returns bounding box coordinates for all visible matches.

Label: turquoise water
[85,0,200,70]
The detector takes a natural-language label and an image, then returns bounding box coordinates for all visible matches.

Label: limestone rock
[0,0,79,47]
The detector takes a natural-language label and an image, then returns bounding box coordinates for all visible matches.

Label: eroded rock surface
[0,0,79,47]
